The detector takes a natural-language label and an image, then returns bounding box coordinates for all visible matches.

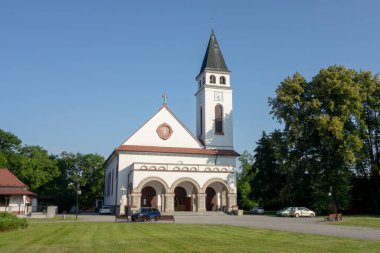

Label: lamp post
[76,184,81,220]
[328,186,333,213]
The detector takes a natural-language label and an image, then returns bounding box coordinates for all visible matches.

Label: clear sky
[1,1,380,158]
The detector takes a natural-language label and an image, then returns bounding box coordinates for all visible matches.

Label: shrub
[0,212,28,232]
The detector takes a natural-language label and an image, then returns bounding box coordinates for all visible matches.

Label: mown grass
[329,216,380,229]
[0,222,379,253]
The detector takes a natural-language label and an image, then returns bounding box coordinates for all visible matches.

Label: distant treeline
[0,129,104,212]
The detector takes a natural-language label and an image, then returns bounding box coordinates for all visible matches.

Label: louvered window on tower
[220,76,226,84]
[210,75,216,84]
[215,105,223,134]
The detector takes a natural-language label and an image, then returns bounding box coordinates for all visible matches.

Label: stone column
[164,193,174,213]
[157,194,162,211]
[217,192,221,210]
[197,193,206,212]
[227,193,237,212]
[192,194,196,212]
[130,192,141,212]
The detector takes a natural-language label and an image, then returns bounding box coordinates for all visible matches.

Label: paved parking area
[76,213,380,241]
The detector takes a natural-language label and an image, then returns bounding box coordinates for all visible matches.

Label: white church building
[103,31,239,213]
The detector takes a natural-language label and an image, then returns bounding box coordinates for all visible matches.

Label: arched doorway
[174,187,191,211]
[141,186,157,208]
[206,187,216,211]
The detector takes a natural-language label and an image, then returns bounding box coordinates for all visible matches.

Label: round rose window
[156,123,173,140]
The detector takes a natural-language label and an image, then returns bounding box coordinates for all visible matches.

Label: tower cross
[210,17,215,30]
[162,93,168,105]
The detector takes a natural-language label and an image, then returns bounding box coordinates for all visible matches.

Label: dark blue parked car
[131,207,161,222]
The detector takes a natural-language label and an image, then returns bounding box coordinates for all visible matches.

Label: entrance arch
[206,187,216,211]
[174,187,190,211]
[141,186,156,208]
[171,178,200,212]
[135,177,168,212]
[202,178,230,211]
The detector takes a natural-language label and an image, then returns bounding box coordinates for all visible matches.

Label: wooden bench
[324,213,343,222]
[115,215,129,222]
[157,215,175,223]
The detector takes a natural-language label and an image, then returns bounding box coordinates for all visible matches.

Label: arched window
[215,105,223,134]
[198,80,201,89]
[202,76,205,85]
[210,75,216,84]
[220,76,226,84]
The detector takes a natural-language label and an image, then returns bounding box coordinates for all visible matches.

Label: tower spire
[199,31,229,75]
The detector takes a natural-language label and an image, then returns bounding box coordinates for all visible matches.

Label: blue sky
[1,1,380,157]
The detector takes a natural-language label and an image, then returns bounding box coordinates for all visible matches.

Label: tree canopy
[0,128,105,211]
[238,66,380,213]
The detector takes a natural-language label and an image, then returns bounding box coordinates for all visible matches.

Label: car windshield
[279,207,290,212]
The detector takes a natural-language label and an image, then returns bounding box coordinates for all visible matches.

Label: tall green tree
[14,145,60,193]
[0,129,22,168]
[356,70,380,211]
[0,129,60,194]
[237,151,256,209]
[269,66,366,212]
[57,152,104,208]
[251,131,288,209]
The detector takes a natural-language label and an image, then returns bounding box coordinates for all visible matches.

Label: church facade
[103,31,239,213]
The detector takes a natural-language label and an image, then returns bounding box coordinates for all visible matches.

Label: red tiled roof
[116,145,240,156]
[0,168,27,187]
[0,187,36,196]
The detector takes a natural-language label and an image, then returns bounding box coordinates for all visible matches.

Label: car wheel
[310,213,315,218]
[295,213,299,218]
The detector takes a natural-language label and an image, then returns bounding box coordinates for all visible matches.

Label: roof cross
[162,93,168,105]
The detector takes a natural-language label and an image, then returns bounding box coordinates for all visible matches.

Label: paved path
[76,213,380,241]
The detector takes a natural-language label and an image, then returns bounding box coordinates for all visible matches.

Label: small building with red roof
[0,168,36,214]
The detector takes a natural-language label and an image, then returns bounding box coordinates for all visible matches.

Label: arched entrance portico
[174,187,190,211]
[141,186,156,208]
[171,177,201,212]
[203,178,231,212]
[205,187,216,211]
[134,177,169,212]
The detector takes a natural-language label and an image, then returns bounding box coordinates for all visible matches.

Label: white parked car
[289,207,315,218]
[98,206,111,215]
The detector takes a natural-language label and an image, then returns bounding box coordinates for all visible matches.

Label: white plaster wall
[123,107,203,149]
[115,152,237,205]
[196,69,233,149]
[195,89,204,139]
[133,170,235,192]
[5,195,27,213]
[203,87,233,149]
[104,155,118,206]
[196,71,231,88]
[196,87,233,149]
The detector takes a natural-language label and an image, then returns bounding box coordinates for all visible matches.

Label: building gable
[122,106,204,149]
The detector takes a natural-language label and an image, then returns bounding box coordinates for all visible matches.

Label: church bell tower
[195,31,233,150]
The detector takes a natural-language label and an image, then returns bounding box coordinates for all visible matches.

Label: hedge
[0,212,28,232]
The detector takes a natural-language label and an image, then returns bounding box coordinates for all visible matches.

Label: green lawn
[329,216,380,229]
[0,222,379,253]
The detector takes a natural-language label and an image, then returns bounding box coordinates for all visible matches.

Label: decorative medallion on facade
[156,123,173,140]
